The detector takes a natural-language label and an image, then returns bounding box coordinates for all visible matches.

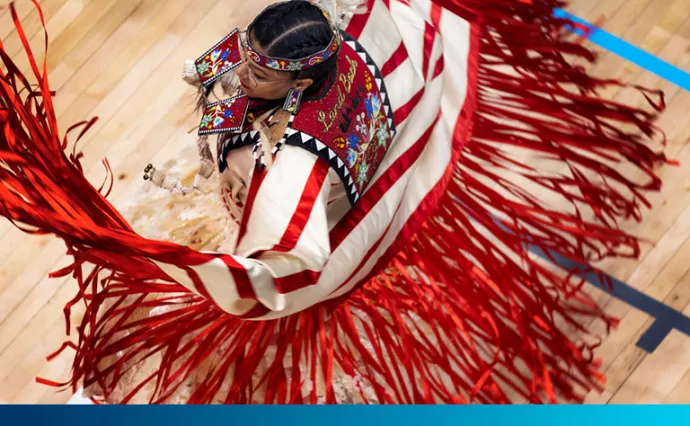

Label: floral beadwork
[356,160,370,187]
[198,94,249,135]
[347,92,390,167]
[194,29,243,86]
[344,92,389,181]
[331,136,347,150]
[346,135,360,167]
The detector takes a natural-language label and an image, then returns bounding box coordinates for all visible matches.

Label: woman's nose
[235,64,255,88]
[236,62,248,77]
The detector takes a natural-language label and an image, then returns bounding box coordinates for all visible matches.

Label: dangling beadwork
[283,88,303,114]
[143,163,201,196]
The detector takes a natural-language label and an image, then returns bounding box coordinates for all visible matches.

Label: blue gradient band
[0,405,689,423]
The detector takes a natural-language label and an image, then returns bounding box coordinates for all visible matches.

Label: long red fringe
[0,0,667,403]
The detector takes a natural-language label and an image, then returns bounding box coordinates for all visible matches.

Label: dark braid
[283,31,333,60]
[250,1,338,90]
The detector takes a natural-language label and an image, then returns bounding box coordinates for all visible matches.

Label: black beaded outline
[284,121,360,205]
[217,130,262,173]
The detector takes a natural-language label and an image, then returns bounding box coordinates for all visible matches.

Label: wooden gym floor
[0,0,689,404]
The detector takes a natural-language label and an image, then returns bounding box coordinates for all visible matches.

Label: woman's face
[236,34,312,100]
[235,61,294,99]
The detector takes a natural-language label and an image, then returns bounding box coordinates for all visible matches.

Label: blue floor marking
[544,10,690,351]
[468,184,690,354]
[528,246,690,352]
[554,8,690,92]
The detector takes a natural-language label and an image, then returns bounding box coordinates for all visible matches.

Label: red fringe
[0,0,667,403]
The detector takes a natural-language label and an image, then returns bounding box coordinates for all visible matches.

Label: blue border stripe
[554,9,690,91]
[2,405,690,423]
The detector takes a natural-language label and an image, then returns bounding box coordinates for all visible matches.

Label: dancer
[0,0,667,404]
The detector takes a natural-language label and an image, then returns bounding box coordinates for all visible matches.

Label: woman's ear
[293,78,313,92]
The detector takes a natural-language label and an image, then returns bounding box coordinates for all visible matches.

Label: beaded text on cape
[318,56,358,132]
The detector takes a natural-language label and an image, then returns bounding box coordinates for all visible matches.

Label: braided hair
[195,1,338,110]
[249,1,338,92]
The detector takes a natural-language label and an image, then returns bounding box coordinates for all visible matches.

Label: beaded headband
[243,15,341,73]
[194,1,341,87]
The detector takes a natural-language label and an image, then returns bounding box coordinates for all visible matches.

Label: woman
[0,0,667,404]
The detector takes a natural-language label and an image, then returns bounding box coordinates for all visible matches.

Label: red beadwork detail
[194,29,243,87]
[288,41,393,202]
[198,94,250,135]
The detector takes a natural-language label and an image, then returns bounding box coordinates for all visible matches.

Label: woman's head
[236,1,338,99]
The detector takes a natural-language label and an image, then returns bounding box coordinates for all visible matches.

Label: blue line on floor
[528,247,690,353]
[554,8,690,91]
[468,196,690,353]
[485,211,690,352]
[538,9,690,351]
[456,10,690,352]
